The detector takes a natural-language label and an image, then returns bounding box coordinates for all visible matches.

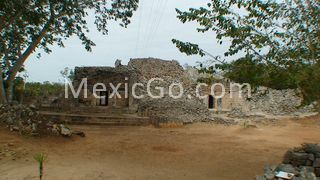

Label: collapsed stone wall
[247,87,303,115]
[0,104,42,135]
[70,58,315,122]
[127,58,212,123]
[181,68,311,116]
[256,143,320,179]
[234,87,309,116]
[0,104,78,137]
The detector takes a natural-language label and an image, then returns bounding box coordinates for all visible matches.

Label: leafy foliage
[0,0,139,103]
[173,0,320,102]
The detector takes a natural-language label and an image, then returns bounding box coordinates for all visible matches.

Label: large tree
[0,0,138,103]
[173,0,320,102]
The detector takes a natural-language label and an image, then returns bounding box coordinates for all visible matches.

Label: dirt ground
[0,115,319,180]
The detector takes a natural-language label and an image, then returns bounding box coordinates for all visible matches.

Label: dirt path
[0,116,319,180]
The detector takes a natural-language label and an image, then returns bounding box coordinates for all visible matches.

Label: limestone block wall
[127,58,212,122]
[73,66,131,108]
[71,58,305,120]
[242,87,303,115]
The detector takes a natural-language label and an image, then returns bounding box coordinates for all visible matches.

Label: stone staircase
[40,108,151,126]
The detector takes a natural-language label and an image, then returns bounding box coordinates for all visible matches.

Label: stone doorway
[208,95,215,109]
[98,91,109,106]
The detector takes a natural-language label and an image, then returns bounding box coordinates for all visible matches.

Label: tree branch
[8,18,53,83]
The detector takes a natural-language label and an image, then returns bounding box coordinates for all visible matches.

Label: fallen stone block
[283,151,310,166]
[60,125,72,137]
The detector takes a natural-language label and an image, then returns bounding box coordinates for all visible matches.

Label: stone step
[40,106,136,115]
[40,111,150,126]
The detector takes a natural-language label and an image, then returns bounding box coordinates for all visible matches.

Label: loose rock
[257,144,320,178]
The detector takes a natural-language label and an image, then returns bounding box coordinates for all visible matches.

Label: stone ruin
[0,104,83,137]
[0,58,317,136]
[256,143,320,180]
[72,58,211,123]
[68,58,317,124]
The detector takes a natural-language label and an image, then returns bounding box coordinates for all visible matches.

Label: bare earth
[0,115,319,180]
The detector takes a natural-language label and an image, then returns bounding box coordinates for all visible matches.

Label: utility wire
[135,0,144,57]
[144,0,163,47]
[146,0,168,48]
[142,0,158,50]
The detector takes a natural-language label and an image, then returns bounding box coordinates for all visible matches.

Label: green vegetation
[34,153,46,180]
[24,82,64,98]
[173,0,320,103]
[11,66,73,103]
[0,0,139,104]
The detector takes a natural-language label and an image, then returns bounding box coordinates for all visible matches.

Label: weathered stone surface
[128,58,213,123]
[277,164,299,175]
[309,154,316,161]
[283,151,310,166]
[264,165,276,180]
[314,168,320,177]
[72,58,314,124]
[300,167,317,180]
[257,144,320,179]
[307,160,314,166]
[314,159,320,168]
[29,104,38,110]
[300,166,315,173]
[244,87,303,115]
[9,126,20,132]
[303,144,320,156]
[59,125,72,137]
[0,104,76,137]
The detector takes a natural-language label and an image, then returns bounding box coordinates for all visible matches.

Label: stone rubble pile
[128,58,214,123]
[244,87,318,116]
[298,102,319,114]
[227,107,249,118]
[256,144,320,180]
[0,104,82,137]
[0,104,42,135]
[247,87,302,115]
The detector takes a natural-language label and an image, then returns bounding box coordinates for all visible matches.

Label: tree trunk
[0,66,8,104]
[3,17,53,103]
[0,82,7,104]
[5,80,14,103]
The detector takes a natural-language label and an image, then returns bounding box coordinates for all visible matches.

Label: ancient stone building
[71,58,305,122]
[73,66,132,108]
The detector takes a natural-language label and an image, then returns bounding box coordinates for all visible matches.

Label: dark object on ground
[72,131,86,137]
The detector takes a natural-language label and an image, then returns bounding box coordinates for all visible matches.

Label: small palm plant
[34,153,46,180]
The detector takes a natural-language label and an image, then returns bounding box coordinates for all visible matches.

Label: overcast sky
[25,0,230,82]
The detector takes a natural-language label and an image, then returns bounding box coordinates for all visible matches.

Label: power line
[135,0,144,57]
[144,0,163,48]
[146,0,168,48]
[141,0,158,51]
